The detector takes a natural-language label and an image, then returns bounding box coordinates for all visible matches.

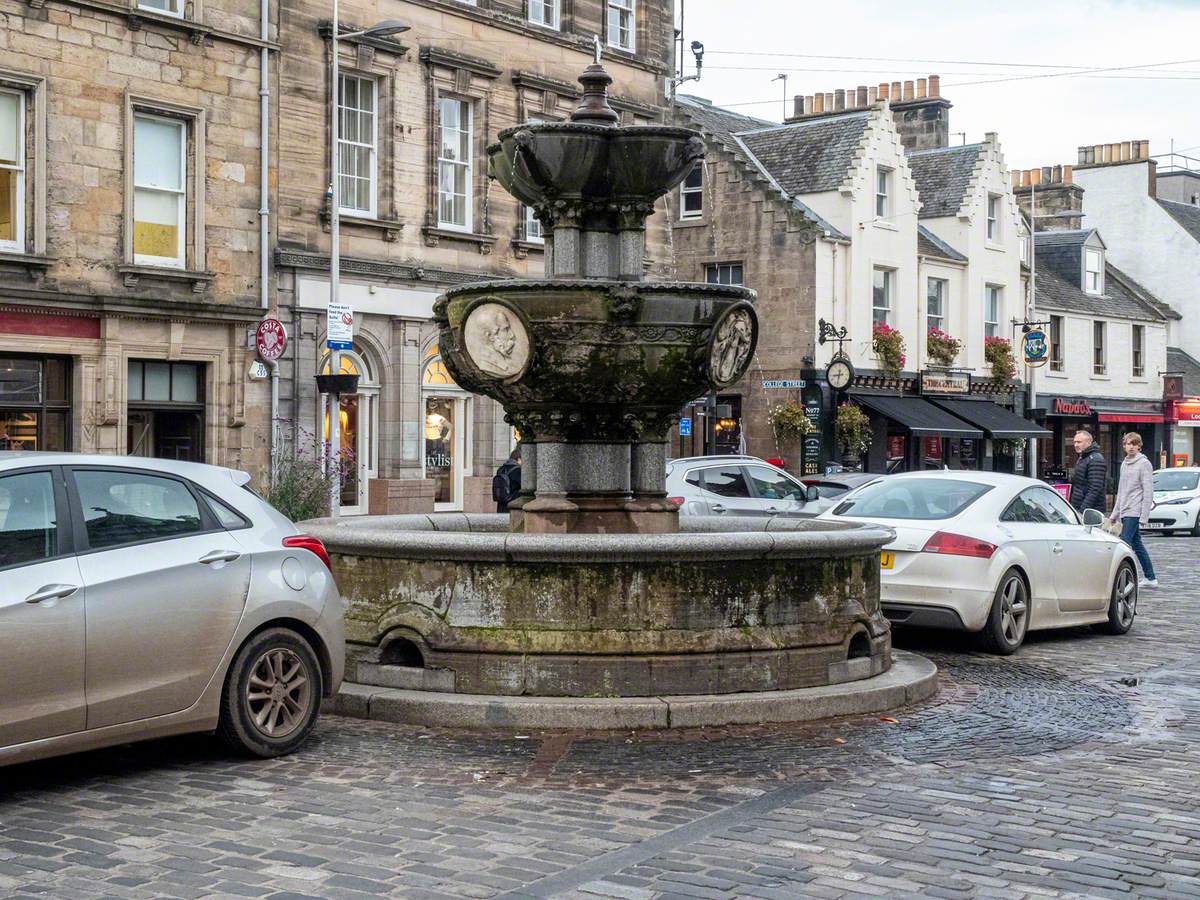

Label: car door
[996,488,1058,615]
[68,466,253,729]
[697,465,762,517]
[0,467,86,748]
[1027,487,1112,612]
[745,465,811,518]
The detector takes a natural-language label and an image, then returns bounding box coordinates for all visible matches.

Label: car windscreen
[831,478,993,520]
[812,483,848,498]
[1153,471,1199,492]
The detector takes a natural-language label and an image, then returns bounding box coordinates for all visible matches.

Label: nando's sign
[1053,397,1093,417]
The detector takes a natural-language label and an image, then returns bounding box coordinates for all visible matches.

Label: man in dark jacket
[1069,430,1107,514]
[493,446,522,513]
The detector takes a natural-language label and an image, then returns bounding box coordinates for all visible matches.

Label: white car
[818,471,1137,654]
[1146,467,1200,536]
[665,456,820,518]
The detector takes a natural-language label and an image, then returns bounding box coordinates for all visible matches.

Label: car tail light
[921,531,996,559]
[283,534,332,571]
[666,496,685,508]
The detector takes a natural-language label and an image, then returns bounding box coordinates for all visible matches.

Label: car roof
[0,452,251,487]
[871,469,1046,489]
[1156,467,1200,474]
[669,455,763,466]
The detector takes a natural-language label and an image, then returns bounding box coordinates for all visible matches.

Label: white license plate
[1145,522,1165,529]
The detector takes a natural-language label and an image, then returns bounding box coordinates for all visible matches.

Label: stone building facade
[0,0,274,471]
[273,0,674,513]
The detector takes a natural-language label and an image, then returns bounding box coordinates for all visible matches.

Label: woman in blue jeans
[1107,432,1157,588]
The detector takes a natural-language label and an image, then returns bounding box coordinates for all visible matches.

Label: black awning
[853,394,983,438]
[928,398,1052,439]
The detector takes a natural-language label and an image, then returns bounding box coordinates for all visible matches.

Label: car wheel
[980,569,1029,655]
[1096,562,1137,636]
[218,628,324,758]
[1191,515,1200,537]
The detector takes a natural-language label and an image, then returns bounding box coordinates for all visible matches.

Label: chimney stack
[1075,139,1153,168]
[1013,163,1084,231]
[784,73,951,151]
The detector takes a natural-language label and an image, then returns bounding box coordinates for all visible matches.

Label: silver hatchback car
[665,455,820,518]
[1,453,344,767]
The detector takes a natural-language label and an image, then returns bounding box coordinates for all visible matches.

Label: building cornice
[273,248,497,286]
[0,290,264,324]
[418,46,503,79]
[44,0,281,51]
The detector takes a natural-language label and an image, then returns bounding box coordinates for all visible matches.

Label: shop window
[437,97,472,231]
[0,356,70,452]
[127,360,204,462]
[1049,315,1063,372]
[872,267,892,326]
[338,75,377,217]
[705,262,743,285]
[680,164,703,219]
[0,88,25,252]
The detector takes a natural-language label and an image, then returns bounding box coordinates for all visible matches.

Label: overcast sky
[675,0,1200,171]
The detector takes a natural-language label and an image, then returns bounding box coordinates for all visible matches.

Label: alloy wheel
[1000,576,1028,646]
[1115,566,1137,628]
[245,648,313,739]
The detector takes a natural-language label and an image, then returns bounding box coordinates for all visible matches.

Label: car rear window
[1154,471,1199,492]
[832,478,992,520]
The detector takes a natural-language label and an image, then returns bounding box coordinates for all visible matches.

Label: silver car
[1,453,344,767]
[665,455,820,518]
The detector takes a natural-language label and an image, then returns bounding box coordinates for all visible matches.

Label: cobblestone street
[3,536,1199,900]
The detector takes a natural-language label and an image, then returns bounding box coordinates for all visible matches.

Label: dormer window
[986,194,1000,241]
[1084,248,1103,294]
[875,167,891,219]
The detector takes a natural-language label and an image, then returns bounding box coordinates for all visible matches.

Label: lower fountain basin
[304,514,894,698]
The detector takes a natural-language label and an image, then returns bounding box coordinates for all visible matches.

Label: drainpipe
[259,0,276,476]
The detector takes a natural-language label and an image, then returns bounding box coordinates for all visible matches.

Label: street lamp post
[326,12,409,515]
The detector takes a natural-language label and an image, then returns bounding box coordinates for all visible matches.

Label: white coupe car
[818,471,1137,654]
[1146,467,1200,536]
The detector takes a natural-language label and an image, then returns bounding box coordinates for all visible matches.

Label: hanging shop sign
[801,384,824,476]
[920,370,971,395]
[1022,328,1048,368]
[255,318,287,361]
[1053,397,1093,416]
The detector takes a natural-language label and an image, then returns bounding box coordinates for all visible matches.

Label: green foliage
[926,328,962,367]
[266,428,350,522]
[768,402,816,440]
[984,336,1017,385]
[836,404,872,454]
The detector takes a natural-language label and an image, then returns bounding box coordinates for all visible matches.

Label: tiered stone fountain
[307,56,933,728]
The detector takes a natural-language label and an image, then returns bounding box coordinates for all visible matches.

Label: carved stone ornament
[708,304,757,388]
[463,302,531,379]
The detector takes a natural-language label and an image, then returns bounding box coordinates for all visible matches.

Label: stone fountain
[306,57,933,726]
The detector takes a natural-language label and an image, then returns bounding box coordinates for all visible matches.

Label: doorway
[320,349,379,516]
[127,360,205,463]
[422,394,469,509]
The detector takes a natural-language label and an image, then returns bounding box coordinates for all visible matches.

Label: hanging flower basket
[768,402,815,441]
[926,328,962,368]
[984,336,1017,386]
[994,437,1028,456]
[872,323,907,377]
[836,403,872,454]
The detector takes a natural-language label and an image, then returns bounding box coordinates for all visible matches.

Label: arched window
[421,341,458,388]
[319,346,378,388]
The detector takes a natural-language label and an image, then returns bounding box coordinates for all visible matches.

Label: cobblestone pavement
[3,537,1200,900]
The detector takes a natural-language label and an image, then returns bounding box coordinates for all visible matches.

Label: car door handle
[1052,543,1064,555]
[198,549,241,565]
[710,504,727,514]
[766,506,779,513]
[26,584,79,604]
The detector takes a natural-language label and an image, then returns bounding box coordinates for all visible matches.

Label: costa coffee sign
[255,318,287,361]
[1053,397,1093,417]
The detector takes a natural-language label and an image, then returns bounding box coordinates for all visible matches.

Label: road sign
[763,379,805,389]
[255,318,287,361]
[327,303,354,350]
[679,417,692,436]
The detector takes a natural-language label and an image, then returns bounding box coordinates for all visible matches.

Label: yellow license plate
[880,551,895,569]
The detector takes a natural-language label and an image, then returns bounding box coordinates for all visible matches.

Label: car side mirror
[1081,508,1104,528]
[804,485,819,503]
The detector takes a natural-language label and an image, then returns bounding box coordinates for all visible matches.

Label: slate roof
[1157,198,1200,243]
[917,225,967,262]
[907,144,983,218]
[674,96,772,141]
[734,113,871,195]
[1168,347,1200,397]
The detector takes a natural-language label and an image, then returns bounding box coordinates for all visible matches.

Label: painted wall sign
[1053,397,1093,416]
[920,371,971,395]
[1023,328,1048,367]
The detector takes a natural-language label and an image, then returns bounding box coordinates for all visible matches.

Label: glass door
[423,395,467,509]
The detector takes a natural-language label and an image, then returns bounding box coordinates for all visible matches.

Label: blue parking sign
[679,417,692,436]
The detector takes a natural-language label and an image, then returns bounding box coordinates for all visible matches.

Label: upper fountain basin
[488,123,706,211]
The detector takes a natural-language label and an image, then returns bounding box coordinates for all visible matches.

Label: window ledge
[1090,373,1110,381]
[677,217,707,228]
[0,251,54,277]
[422,226,498,254]
[322,212,404,242]
[512,239,545,259]
[1045,370,1068,378]
[985,242,1006,252]
[872,219,899,232]
[118,264,213,292]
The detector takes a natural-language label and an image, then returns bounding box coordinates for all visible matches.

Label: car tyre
[1096,562,1137,636]
[1191,515,1200,537]
[979,569,1029,655]
[218,628,324,758]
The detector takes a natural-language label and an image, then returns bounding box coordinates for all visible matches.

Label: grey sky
[676,0,1200,170]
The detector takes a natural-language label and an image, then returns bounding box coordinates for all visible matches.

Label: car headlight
[1159,497,1194,506]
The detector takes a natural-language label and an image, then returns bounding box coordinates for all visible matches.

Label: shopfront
[1169,398,1200,466]
[0,354,71,451]
[1039,394,1165,482]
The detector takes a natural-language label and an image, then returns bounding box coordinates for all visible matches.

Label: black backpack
[492,461,521,504]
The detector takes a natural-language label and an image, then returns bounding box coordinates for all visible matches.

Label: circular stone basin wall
[303,515,895,698]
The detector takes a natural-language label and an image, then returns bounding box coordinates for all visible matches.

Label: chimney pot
[1139,140,1150,159]
[1077,146,1087,165]
[834,89,845,111]
[793,95,804,118]
[917,77,927,99]
[1063,164,1072,183]
[1011,170,1020,190]
[825,92,834,112]
[868,86,878,103]
[890,81,902,102]
[1041,166,1052,185]
[878,82,889,101]
[1030,168,1042,186]
[1095,144,1105,163]
[903,80,914,101]
[813,93,824,114]
[857,85,869,107]
[1051,164,1062,183]
[928,74,940,97]
[984,131,997,144]
[1022,169,1032,187]
[1120,141,1131,161]
[805,95,815,116]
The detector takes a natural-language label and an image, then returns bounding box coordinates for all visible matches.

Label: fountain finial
[593,34,602,64]
[571,50,620,126]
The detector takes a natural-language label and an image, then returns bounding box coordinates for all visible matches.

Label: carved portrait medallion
[708,305,757,388]
[463,302,531,379]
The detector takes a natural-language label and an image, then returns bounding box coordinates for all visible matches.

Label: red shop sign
[255,318,287,361]
[1053,397,1093,417]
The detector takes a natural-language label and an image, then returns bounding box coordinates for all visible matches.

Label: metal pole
[328,0,342,516]
[1027,183,1038,479]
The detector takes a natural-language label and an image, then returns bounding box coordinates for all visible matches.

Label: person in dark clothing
[1068,429,1107,514]
[493,446,522,513]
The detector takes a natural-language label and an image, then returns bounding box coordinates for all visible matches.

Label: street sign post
[679,417,692,436]
[763,379,805,389]
[327,303,354,350]
[255,318,287,361]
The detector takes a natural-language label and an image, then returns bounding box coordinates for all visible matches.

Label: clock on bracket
[825,357,854,391]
